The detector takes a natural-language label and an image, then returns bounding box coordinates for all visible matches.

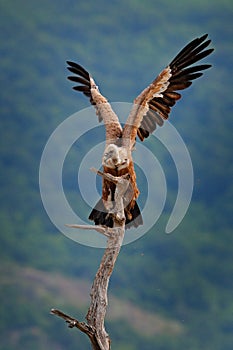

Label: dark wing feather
[66,61,122,142]
[143,34,213,140]
[67,61,95,104]
[67,61,90,79]
[124,34,214,143]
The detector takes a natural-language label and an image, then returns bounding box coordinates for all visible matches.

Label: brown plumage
[67,34,214,229]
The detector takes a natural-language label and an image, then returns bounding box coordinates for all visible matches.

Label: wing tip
[200,33,209,41]
[66,60,90,80]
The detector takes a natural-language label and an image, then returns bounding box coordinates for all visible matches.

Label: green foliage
[0,0,232,349]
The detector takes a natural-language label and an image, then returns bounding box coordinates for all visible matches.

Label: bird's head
[102,144,129,170]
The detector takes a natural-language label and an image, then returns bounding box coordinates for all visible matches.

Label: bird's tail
[89,198,143,229]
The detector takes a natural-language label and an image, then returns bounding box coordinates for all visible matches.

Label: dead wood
[51,168,130,350]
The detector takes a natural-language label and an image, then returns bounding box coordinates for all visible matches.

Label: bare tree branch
[51,168,130,349]
[65,224,111,237]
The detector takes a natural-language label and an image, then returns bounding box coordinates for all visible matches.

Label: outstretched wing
[67,61,122,144]
[122,34,214,147]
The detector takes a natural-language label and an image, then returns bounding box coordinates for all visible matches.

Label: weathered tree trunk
[51,169,129,350]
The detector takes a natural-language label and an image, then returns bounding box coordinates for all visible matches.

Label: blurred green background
[0,0,232,349]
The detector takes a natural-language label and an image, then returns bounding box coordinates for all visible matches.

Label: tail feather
[89,199,143,229]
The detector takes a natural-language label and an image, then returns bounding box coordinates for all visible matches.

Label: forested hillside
[0,0,232,349]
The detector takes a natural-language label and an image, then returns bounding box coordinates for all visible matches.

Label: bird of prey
[67,34,214,229]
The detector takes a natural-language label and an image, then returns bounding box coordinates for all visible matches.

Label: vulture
[67,34,214,229]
